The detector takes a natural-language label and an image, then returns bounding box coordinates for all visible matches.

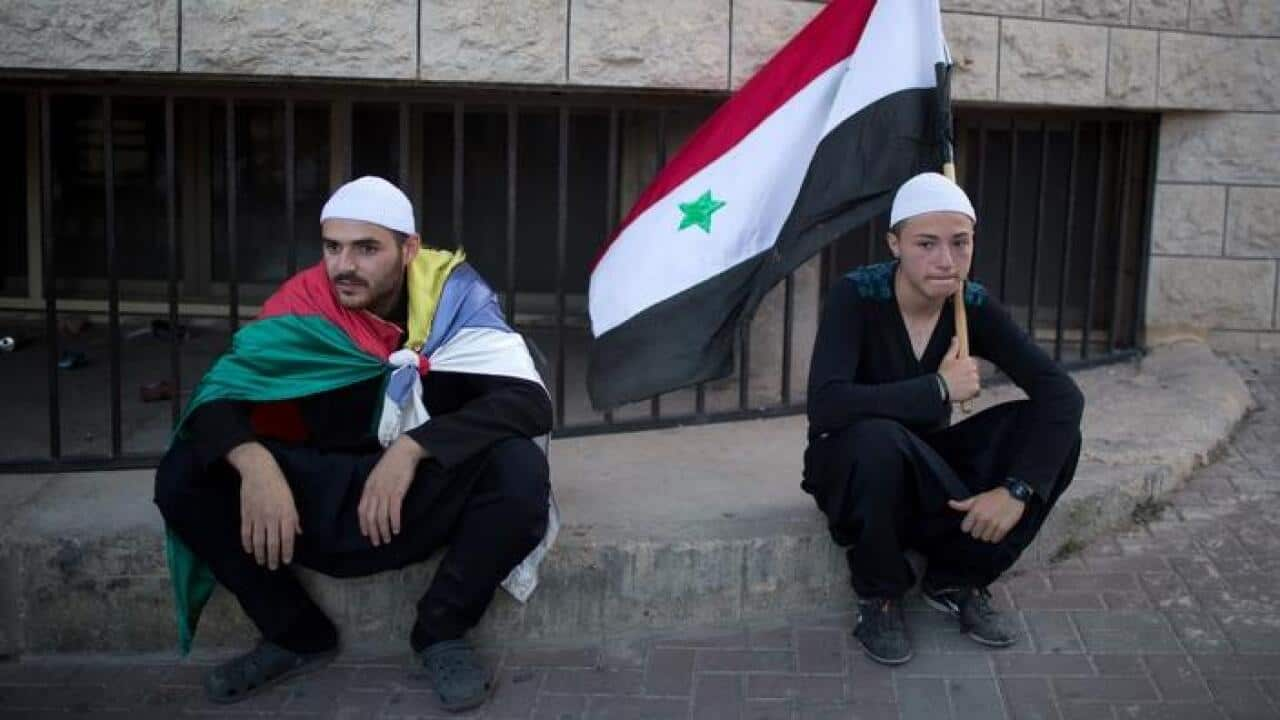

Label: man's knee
[846,418,914,469]
[154,440,200,521]
[1053,429,1084,494]
[154,439,228,525]
[482,438,551,536]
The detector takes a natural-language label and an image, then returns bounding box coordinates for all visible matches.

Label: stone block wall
[2,0,1278,348]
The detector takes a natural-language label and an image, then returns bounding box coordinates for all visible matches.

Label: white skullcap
[320,176,416,236]
[889,172,976,229]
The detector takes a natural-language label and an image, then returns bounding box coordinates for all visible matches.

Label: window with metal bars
[0,84,1154,471]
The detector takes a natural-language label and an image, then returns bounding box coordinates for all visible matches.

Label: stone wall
[1,0,1277,347]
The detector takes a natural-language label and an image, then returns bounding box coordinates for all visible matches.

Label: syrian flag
[587,0,952,409]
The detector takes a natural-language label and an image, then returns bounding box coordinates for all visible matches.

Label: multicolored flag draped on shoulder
[587,0,952,409]
[165,248,555,653]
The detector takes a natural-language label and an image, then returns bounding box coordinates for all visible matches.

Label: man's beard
[332,270,401,315]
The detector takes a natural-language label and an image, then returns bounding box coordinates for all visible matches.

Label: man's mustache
[333,273,367,286]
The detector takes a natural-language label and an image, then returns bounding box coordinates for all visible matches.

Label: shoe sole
[439,670,499,714]
[208,648,339,705]
[855,641,914,667]
[922,594,1018,648]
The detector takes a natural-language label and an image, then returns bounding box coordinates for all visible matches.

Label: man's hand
[229,442,301,570]
[947,487,1026,544]
[359,435,428,547]
[938,336,980,403]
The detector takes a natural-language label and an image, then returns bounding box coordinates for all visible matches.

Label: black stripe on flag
[589,87,942,410]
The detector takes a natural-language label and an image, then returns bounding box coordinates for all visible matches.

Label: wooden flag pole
[935,62,973,412]
[942,161,970,357]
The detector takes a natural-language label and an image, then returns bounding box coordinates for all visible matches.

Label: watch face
[1007,480,1032,501]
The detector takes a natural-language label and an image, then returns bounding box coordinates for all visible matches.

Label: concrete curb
[0,341,1252,655]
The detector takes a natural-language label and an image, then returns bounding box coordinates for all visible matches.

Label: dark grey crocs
[420,638,495,713]
[204,640,337,704]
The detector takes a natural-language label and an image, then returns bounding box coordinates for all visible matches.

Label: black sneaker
[420,638,495,713]
[853,597,913,665]
[923,584,1018,647]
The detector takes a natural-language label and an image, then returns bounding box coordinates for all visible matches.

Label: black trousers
[810,400,1081,599]
[154,436,550,654]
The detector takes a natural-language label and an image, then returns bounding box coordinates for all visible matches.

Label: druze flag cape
[165,248,557,653]
[588,0,952,408]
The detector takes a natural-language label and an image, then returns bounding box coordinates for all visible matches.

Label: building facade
[0,0,1275,466]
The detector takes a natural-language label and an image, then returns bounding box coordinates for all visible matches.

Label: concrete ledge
[0,342,1251,655]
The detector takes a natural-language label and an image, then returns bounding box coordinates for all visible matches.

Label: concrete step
[0,342,1251,656]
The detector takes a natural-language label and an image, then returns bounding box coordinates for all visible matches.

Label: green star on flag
[677,191,726,233]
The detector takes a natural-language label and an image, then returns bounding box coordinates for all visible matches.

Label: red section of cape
[257,262,403,361]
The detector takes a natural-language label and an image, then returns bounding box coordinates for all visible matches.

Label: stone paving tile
[894,677,950,720]
[693,650,794,673]
[584,695,688,720]
[892,652,994,677]
[947,676,1004,718]
[1053,676,1159,702]
[507,647,601,669]
[992,653,1093,677]
[643,648,695,697]
[1163,610,1235,653]
[1204,676,1280,720]
[532,693,587,720]
[845,652,896,704]
[1071,611,1183,654]
[745,674,843,702]
[999,677,1061,720]
[1215,614,1280,653]
[1022,611,1085,654]
[1111,703,1227,719]
[691,673,742,720]
[794,629,843,674]
[743,698,792,720]
[543,668,644,696]
[1142,654,1211,701]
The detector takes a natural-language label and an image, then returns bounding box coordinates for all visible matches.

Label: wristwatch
[1004,478,1034,503]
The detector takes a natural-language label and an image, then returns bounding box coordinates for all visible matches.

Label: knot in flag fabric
[377,348,431,448]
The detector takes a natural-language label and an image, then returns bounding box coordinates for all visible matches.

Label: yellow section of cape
[404,246,467,352]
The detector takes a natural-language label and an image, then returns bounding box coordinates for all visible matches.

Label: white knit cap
[320,176,416,236]
[889,172,976,229]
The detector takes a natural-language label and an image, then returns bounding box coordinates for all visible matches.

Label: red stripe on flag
[591,0,876,271]
[258,262,403,360]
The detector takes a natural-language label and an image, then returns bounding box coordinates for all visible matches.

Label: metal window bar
[1026,120,1050,335]
[505,104,519,324]
[1108,122,1133,353]
[103,96,123,457]
[285,99,297,276]
[0,85,1157,472]
[1082,121,1109,360]
[40,91,59,460]
[554,107,569,429]
[165,96,181,426]
[1055,121,1082,362]
[225,98,240,333]
[999,121,1018,300]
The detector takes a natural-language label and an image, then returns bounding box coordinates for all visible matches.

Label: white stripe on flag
[589,0,948,338]
[428,327,545,387]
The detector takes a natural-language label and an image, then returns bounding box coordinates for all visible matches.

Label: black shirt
[806,261,1084,496]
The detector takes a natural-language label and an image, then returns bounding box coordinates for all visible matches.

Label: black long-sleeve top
[806,261,1084,497]
[186,285,552,470]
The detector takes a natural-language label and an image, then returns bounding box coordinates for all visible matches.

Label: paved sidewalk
[2,351,1278,719]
